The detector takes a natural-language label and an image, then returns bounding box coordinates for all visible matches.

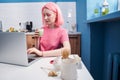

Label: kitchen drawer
[26,34,38,49]
[69,32,81,56]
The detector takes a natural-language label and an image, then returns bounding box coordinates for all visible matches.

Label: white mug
[38,29,44,37]
[61,59,77,80]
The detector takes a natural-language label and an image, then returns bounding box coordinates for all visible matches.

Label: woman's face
[43,8,56,26]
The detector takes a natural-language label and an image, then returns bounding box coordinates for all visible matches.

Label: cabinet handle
[32,45,35,47]
[32,37,34,39]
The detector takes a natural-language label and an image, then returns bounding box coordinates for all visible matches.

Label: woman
[27,2,71,57]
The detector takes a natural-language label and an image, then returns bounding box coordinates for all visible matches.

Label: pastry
[48,70,57,77]
[62,48,70,59]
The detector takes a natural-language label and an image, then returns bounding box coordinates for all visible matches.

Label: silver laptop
[0,32,40,66]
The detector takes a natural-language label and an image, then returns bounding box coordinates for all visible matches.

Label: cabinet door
[69,34,81,56]
[26,35,38,49]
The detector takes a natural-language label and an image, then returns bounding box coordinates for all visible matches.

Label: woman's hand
[34,28,44,37]
[27,47,43,56]
[34,29,39,37]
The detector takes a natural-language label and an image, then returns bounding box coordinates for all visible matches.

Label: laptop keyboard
[28,58,35,63]
[27,54,40,63]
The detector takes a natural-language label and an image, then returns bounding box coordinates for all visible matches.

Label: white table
[0,57,94,80]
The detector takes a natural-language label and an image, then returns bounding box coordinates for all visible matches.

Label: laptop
[0,32,40,66]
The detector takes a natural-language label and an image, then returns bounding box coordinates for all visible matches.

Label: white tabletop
[0,57,94,80]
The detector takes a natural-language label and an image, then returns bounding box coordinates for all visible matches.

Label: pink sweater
[39,26,69,51]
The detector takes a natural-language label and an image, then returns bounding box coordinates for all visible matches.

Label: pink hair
[42,2,64,27]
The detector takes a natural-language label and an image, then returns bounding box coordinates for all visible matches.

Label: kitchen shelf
[87,11,120,23]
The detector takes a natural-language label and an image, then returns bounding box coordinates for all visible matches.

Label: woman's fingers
[27,48,34,54]
[34,30,39,37]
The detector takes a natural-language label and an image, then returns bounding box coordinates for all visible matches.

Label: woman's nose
[44,15,48,20]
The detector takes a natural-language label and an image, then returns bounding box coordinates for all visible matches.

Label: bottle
[101,0,109,15]
[0,21,2,32]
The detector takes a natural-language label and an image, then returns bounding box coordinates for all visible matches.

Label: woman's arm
[42,41,71,57]
[27,41,71,57]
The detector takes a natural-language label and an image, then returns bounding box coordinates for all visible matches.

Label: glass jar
[102,5,109,15]
[101,0,109,15]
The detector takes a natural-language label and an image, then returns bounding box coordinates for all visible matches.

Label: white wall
[57,2,76,32]
[0,2,76,32]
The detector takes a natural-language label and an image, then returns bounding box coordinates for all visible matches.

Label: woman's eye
[47,14,51,17]
[43,13,52,18]
[46,14,51,17]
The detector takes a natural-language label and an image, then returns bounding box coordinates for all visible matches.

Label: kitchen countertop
[0,56,94,80]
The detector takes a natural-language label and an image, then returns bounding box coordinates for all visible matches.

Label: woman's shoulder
[57,27,66,30]
[57,27,68,35]
[59,27,67,32]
